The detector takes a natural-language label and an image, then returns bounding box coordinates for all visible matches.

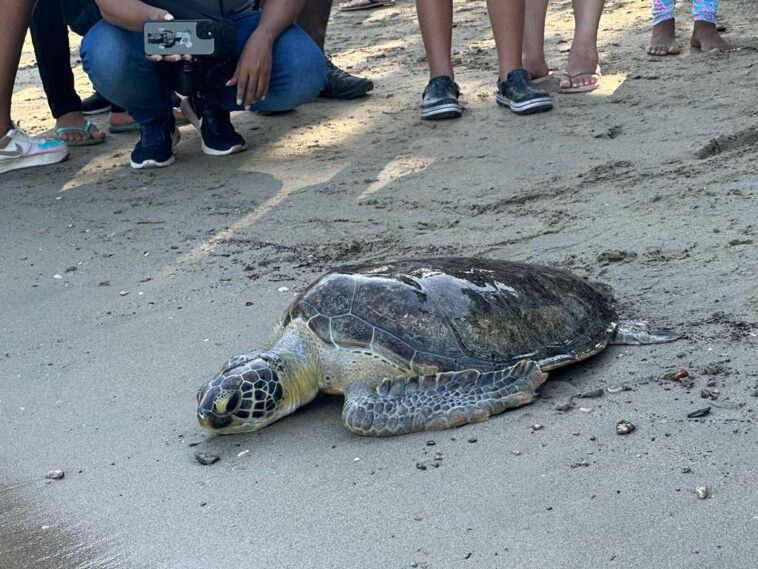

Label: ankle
[56,111,85,123]
[0,120,12,135]
[568,44,599,61]
[693,20,716,33]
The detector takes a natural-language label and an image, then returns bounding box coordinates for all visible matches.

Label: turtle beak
[197,388,237,432]
[197,410,233,431]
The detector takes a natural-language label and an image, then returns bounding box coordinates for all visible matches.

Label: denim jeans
[80,11,326,126]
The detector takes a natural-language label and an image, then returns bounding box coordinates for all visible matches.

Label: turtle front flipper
[611,320,681,345]
[342,360,548,437]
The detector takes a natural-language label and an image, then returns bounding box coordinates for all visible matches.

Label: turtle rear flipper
[342,360,548,437]
[611,319,681,345]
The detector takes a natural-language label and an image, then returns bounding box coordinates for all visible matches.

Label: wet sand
[2,1,758,567]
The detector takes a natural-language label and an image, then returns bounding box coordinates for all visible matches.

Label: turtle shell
[283,258,618,374]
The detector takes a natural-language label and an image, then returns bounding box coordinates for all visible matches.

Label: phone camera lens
[196,21,215,39]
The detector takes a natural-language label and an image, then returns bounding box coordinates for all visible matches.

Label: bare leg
[416,0,454,79]
[0,0,35,133]
[560,0,604,91]
[0,0,68,174]
[292,0,374,99]
[296,0,333,51]
[522,0,550,80]
[486,0,525,79]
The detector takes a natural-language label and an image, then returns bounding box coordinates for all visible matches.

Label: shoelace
[8,121,34,142]
[140,123,171,146]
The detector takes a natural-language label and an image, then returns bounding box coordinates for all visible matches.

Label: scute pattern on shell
[283,258,618,372]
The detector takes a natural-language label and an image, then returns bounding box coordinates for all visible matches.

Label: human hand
[145,11,193,63]
[225,30,274,110]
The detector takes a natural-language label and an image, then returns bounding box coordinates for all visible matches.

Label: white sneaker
[0,123,70,175]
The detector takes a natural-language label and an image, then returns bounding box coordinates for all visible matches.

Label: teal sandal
[54,120,106,146]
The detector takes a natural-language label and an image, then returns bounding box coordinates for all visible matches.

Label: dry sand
[2,0,758,567]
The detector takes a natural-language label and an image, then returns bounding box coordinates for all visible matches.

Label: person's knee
[81,21,141,94]
[270,30,326,110]
[293,46,327,102]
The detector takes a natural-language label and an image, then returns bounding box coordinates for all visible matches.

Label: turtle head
[197,349,320,434]
[196,353,287,435]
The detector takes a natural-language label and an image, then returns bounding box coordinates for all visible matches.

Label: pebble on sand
[687,407,711,419]
[45,469,64,480]
[669,368,689,381]
[578,388,604,398]
[695,485,709,499]
[616,420,636,435]
[194,452,220,466]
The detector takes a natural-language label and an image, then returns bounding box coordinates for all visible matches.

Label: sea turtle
[196,258,678,437]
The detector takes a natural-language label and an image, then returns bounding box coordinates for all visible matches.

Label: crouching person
[81,0,326,169]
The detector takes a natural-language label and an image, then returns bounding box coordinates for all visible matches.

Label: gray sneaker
[421,76,462,120]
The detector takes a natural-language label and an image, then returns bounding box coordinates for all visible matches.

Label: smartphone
[143,20,217,56]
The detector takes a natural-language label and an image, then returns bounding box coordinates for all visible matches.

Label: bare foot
[55,111,105,143]
[522,56,550,82]
[109,110,136,129]
[691,21,738,53]
[559,47,600,92]
[648,19,681,56]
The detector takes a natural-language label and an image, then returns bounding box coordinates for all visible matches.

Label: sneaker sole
[130,155,176,169]
[82,105,111,116]
[421,103,463,120]
[179,97,201,129]
[200,141,247,156]
[495,93,553,115]
[0,148,69,175]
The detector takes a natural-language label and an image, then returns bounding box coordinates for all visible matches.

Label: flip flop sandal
[110,111,189,134]
[54,120,106,146]
[559,69,602,94]
[338,0,394,11]
[109,121,140,133]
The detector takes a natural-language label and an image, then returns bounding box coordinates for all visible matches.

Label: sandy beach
[2,0,758,567]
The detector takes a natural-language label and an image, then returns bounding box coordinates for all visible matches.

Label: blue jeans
[80,11,326,125]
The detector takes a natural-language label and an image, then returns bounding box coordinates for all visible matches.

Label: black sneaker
[495,68,553,115]
[130,116,180,169]
[180,96,246,156]
[81,91,111,115]
[421,75,462,120]
[319,58,374,100]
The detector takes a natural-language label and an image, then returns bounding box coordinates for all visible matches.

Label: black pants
[30,0,81,118]
[30,0,119,118]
